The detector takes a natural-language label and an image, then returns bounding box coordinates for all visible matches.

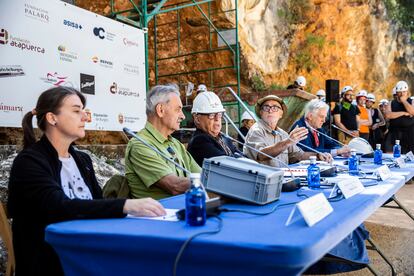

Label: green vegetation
[269,83,285,90]
[305,34,325,50]
[383,0,414,40]
[250,74,267,91]
[277,0,312,25]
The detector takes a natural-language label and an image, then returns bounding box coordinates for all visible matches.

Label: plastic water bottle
[348,149,359,175]
[374,144,383,165]
[393,140,401,158]
[307,156,320,189]
[185,173,206,226]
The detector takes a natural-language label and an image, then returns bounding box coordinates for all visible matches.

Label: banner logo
[40,72,71,86]
[0,29,8,45]
[58,45,78,62]
[0,28,45,54]
[63,19,82,30]
[109,82,139,97]
[80,73,95,95]
[1,103,24,113]
[93,26,116,41]
[0,65,25,78]
[123,38,138,47]
[24,3,49,23]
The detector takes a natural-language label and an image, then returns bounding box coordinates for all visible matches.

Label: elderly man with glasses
[244,95,331,167]
[125,84,201,200]
[187,92,242,166]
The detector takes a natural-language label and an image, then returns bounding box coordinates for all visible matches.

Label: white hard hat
[295,76,306,87]
[366,93,376,102]
[241,111,255,121]
[316,89,326,97]
[341,85,353,96]
[379,99,389,105]
[191,91,225,113]
[356,90,368,98]
[196,84,207,93]
[348,138,373,155]
[395,80,408,92]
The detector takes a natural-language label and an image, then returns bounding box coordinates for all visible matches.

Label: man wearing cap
[332,86,361,144]
[244,95,332,167]
[291,99,351,157]
[287,76,306,90]
[187,92,243,166]
[125,84,201,199]
[366,93,385,148]
[384,80,414,152]
[356,90,372,141]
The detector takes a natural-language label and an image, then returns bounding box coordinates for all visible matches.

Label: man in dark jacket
[291,99,350,157]
[188,92,242,166]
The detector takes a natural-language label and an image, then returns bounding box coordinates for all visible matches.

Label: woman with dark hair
[8,86,165,276]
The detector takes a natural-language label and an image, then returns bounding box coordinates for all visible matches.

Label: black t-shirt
[332,103,360,130]
[389,98,414,128]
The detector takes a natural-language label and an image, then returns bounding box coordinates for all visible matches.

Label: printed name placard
[406,151,414,162]
[376,165,392,181]
[395,157,407,168]
[330,177,364,199]
[286,193,333,227]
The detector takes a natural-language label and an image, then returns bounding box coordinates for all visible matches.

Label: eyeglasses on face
[261,104,282,112]
[200,112,224,119]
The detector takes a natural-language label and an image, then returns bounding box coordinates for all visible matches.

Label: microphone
[122,127,210,200]
[331,124,358,138]
[221,132,301,192]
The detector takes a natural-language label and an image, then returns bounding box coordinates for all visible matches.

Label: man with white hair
[125,84,201,199]
[291,99,351,157]
[384,80,414,152]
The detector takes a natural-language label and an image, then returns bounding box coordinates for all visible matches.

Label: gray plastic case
[201,156,284,205]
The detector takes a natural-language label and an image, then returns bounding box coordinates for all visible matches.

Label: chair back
[0,203,15,276]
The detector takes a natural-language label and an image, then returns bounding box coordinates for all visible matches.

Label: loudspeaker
[325,79,340,102]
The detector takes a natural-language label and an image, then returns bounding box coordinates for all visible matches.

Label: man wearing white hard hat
[237,111,256,147]
[384,80,414,152]
[125,84,201,199]
[356,90,372,141]
[316,89,326,101]
[196,84,208,95]
[365,93,385,148]
[187,91,242,166]
[287,76,306,90]
[332,86,361,144]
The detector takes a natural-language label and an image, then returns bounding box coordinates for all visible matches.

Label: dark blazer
[8,136,126,276]
[187,128,242,166]
[290,116,340,153]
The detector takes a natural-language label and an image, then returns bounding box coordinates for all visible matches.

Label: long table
[45,161,411,276]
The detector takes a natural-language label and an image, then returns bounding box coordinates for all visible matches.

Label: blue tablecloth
[45,172,407,276]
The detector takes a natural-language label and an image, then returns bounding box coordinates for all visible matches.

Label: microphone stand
[331,124,358,139]
[123,127,210,200]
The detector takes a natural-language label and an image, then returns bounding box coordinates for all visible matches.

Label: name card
[332,177,364,199]
[286,193,333,227]
[395,157,407,168]
[406,151,414,162]
[376,165,392,181]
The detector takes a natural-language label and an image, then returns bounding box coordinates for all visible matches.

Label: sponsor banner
[0,0,146,131]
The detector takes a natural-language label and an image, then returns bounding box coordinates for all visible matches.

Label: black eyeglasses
[200,112,224,119]
[261,105,282,112]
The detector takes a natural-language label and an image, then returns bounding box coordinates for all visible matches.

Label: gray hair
[304,99,329,117]
[146,84,180,116]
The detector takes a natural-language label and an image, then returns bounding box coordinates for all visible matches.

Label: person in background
[383,81,414,153]
[243,95,332,167]
[196,84,208,95]
[287,75,306,90]
[316,89,326,101]
[8,87,165,276]
[187,92,242,166]
[291,99,351,157]
[332,86,360,144]
[378,98,390,147]
[237,110,256,148]
[366,93,386,148]
[356,90,372,141]
[125,84,201,200]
